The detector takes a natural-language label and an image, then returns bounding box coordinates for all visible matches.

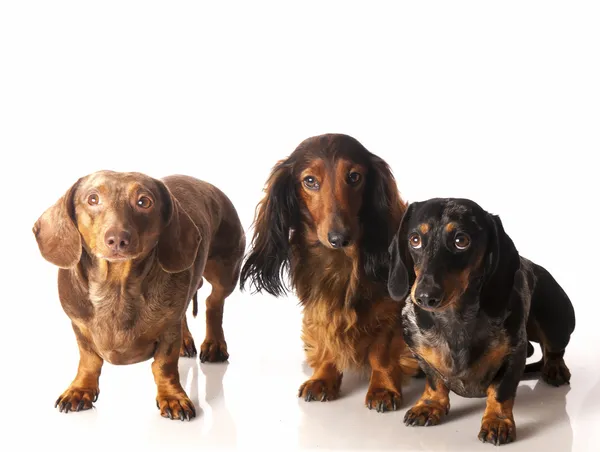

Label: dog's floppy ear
[481,213,520,304]
[239,158,299,296]
[156,181,202,274]
[387,202,417,301]
[360,154,406,283]
[484,214,519,280]
[32,179,83,269]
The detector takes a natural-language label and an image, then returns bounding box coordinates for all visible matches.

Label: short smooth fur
[388,198,575,445]
[33,170,245,420]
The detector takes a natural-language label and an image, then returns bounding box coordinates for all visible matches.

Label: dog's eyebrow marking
[445,222,458,233]
[419,223,430,234]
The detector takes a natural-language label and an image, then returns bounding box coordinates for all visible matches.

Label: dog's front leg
[152,325,196,421]
[365,336,404,413]
[55,324,103,413]
[298,361,343,402]
[404,373,450,426]
[478,343,527,445]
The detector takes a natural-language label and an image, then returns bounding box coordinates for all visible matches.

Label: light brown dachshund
[33,170,245,420]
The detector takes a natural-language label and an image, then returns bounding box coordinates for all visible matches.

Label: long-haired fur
[238,158,299,297]
[240,133,405,300]
[240,134,418,387]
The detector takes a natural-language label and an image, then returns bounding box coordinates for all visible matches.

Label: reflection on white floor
[8,291,600,452]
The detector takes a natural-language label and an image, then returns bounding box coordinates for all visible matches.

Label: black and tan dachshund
[387,197,575,446]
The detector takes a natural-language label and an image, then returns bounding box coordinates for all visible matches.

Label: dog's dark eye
[454,233,471,250]
[347,172,361,185]
[409,233,422,249]
[137,196,153,209]
[303,176,319,190]
[87,194,99,206]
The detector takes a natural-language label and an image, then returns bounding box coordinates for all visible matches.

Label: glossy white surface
[6,279,600,452]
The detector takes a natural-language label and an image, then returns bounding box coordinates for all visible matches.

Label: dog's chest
[402,301,509,398]
[84,278,181,362]
[301,298,399,370]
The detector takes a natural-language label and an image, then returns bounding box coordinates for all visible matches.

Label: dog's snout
[416,292,442,309]
[415,280,444,309]
[105,228,131,253]
[327,231,350,249]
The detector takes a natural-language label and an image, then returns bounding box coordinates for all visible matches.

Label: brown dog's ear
[360,154,406,283]
[33,180,83,269]
[155,181,202,274]
[239,158,299,296]
[387,202,417,301]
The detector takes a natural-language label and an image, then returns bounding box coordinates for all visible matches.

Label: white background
[1,1,599,451]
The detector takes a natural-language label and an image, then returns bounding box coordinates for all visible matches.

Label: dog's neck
[79,249,157,305]
[415,296,480,340]
[407,286,504,368]
[290,232,378,311]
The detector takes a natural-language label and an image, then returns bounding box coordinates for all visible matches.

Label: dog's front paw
[404,403,447,426]
[199,338,228,363]
[542,358,571,387]
[55,386,99,413]
[478,415,516,446]
[156,392,196,421]
[298,379,340,402]
[365,387,402,413]
[180,335,197,358]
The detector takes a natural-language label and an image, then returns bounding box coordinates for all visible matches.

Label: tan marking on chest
[416,345,452,376]
[472,340,510,379]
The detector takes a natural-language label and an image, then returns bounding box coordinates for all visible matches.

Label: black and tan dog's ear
[387,202,417,301]
[482,214,520,307]
[239,158,299,297]
[32,180,83,268]
[484,213,519,282]
[156,182,202,274]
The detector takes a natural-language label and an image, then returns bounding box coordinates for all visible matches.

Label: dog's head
[239,133,404,296]
[33,170,201,273]
[387,198,520,312]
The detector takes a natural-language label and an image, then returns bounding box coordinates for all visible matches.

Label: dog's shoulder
[515,256,536,312]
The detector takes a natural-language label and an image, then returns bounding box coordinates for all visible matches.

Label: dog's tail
[524,360,544,373]
[192,292,198,318]
[523,341,544,373]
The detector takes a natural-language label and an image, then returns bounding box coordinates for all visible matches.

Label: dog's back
[162,175,245,259]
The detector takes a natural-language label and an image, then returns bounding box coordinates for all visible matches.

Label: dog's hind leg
[527,319,572,386]
[198,257,241,363]
[526,265,575,386]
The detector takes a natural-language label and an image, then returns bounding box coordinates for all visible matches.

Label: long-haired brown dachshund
[240,133,419,411]
[33,170,245,420]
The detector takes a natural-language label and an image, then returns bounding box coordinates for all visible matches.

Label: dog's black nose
[105,229,131,252]
[415,286,443,309]
[328,231,350,248]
